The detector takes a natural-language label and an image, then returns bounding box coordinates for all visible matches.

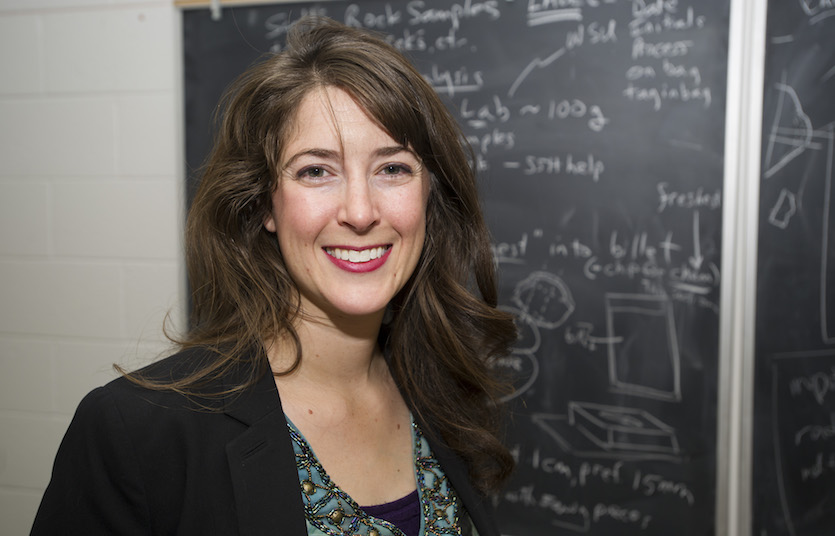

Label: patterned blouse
[287,416,479,536]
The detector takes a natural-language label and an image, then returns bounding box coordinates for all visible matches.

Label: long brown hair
[132,16,517,494]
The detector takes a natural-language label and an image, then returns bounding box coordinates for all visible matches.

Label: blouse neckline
[285,415,471,536]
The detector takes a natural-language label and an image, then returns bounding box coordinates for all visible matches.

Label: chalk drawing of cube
[568,401,679,454]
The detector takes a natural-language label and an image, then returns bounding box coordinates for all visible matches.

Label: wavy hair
[129,16,517,494]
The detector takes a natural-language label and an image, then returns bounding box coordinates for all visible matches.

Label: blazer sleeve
[30,386,152,536]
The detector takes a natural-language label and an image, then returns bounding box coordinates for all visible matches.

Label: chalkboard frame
[720,1,768,536]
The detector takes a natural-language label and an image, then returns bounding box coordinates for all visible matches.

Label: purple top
[362,489,421,536]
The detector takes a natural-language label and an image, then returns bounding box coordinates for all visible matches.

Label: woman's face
[264,87,430,323]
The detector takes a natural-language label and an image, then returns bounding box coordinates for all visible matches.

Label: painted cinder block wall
[0,1,184,533]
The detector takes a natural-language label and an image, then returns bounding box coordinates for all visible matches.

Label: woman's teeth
[326,246,388,263]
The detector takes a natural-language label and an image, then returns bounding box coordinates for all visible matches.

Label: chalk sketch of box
[568,401,680,454]
[605,293,682,401]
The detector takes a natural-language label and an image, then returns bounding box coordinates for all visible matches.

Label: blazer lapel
[224,366,308,536]
[423,427,501,536]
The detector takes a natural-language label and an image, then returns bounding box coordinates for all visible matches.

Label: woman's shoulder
[66,345,265,457]
[34,347,261,534]
[126,344,228,381]
[88,345,239,414]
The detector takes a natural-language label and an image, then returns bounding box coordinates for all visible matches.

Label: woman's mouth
[323,245,392,272]
[324,246,390,263]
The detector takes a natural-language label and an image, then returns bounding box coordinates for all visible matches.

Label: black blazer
[31,348,499,536]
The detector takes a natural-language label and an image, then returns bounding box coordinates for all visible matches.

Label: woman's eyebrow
[280,148,340,170]
[283,146,417,168]
[375,145,412,158]
[374,146,423,163]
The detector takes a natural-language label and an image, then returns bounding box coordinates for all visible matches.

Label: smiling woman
[265,87,430,321]
[31,16,517,536]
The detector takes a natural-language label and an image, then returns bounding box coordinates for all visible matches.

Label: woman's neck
[269,312,414,507]
[268,310,386,394]
[268,310,405,438]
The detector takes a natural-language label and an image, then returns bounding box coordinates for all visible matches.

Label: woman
[31,16,516,536]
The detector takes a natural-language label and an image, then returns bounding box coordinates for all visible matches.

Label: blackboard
[752,2,835,535]
[183,1,730,534]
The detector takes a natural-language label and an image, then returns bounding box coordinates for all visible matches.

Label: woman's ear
[263,175,279,233]
[264,214,277,233]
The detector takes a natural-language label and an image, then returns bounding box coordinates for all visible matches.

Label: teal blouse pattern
[287,417,478,536]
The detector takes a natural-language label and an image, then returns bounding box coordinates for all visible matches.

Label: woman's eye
[381,164,412,176]
[297,166,329,180]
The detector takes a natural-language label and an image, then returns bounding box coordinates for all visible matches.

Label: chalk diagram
[533,401,681,463]
[769,188,797,230]
[531,292,683,462]
[769,353,835,536]
[497,271,575,402]
[763,75,835,344]
[497,268,685,461]
[513,270,575,329]
[605,293,682,402]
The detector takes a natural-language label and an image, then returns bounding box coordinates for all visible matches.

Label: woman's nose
[337,177,379,232]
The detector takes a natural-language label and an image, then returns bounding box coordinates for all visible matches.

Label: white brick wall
[0,1,184,533]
